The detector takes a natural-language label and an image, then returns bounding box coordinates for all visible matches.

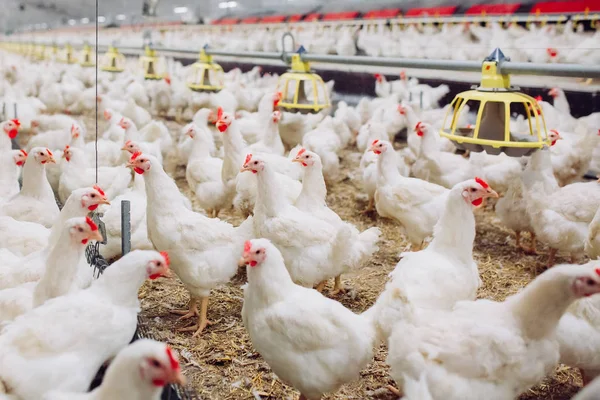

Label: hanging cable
[95,0,99,183]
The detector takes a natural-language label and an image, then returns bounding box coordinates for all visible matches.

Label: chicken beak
[291,158,303,164]
[238,257,246,268]
[486,189,499,199]
[99,197,111,205]
[47,155,56,164]
[126,161,135,169]
[90,230,104,242]
[121,146,129,151]
[169,370,186,386]
[239,164,252,173]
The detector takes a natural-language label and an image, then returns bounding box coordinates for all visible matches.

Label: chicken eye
[78,227,84,232]
[156,261,161,267]
[305,155,309,158]
[587,279,595,285]
[91,194,96,198]
[470,188,477,192]
[255,250,260,254]
[150,359,161,368]
[254,161,258,165]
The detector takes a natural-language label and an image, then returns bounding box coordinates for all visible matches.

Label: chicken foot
[315,280,328,293]
[171,298,199,320]
[330,275,347,295]
[361,198,374,214]
[177,296,213,337]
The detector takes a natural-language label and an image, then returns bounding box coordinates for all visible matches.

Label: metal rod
[206,49,284,60]
[121,200,131,255]
[302,53,481,72]
[500,61,600,78]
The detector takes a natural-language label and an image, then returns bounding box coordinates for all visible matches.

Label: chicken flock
[27,19,600,65]
[0,41,600,400]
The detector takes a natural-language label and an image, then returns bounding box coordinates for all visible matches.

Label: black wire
[95,0,99,184]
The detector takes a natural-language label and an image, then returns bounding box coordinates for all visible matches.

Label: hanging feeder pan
[277,46,330,114]
[79,44,96,68]
[186,49,224,92]
[439,48,550,158]
[140,46,166,80]
[100,46,126,73]
[60,44,77,64]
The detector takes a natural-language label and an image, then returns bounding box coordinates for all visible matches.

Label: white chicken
[411,122,471,188]
[0,250,170,400]
[241,238,376,400]
[292,148,380,294]
[42,339,185,400]
[0,119,20,152]
[58,146,132,203]
[185,123,226,217]
[0,216,102,323]
[387,263,600,400]
[0,149,26,201]
[128,152,254,337]
[241,153,353,289]
[370,140,450,250]
[248,110,285,155]
[368,178,497,341]
[524,179,600,265]
[0,147,58,228]
[0,186,110,289]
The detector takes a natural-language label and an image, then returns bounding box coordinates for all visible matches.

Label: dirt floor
[40,113,584,399]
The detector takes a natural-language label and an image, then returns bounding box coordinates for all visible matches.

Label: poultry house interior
[1,0,600,399]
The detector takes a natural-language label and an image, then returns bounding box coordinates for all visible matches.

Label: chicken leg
[362,197,374,214]
[548,248,557,267]
[515,231,521,249]
[178,296,213,337]
[171,298,198,321]
[330,275,346,295]
[315,280,327,293]
[580,368,593,386]
[523,231,537,255]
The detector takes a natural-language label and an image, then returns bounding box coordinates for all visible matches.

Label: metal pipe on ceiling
[9,41,600,79]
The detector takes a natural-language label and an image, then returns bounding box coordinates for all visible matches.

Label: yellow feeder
[60,44,77,64]
[79,44,96,67]
[277,46,330,114]
[140,45,165,80]
[186,48,224,92]
[100,46,126,73]
[439,48,550,157]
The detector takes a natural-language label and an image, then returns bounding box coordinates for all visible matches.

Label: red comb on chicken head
[374,73,383,83]
[83,185,110,211]
[369,139,387,155]
[215,107,232,133]
[79,216,100,245]
[292,148,313,167]
[548,130,562,146]
[142,345,185,387]
[242,240,266,267]
[14,149,27,166]
[415,122,425,136]
[127,152,150,175]
[240,153,263,174]
[462,177,498,207]
[4,119,20,139]
[148,251,170,280]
